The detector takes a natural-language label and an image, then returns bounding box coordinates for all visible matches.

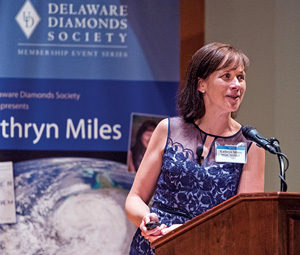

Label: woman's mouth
[226,95,240,100]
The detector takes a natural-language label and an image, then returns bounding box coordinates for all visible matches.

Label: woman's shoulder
[159,116,191,128]
[155,117,195,136]
[168,116,189,125]
[151,118,169,138]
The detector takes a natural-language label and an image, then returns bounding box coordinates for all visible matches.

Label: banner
[0,0,179,254]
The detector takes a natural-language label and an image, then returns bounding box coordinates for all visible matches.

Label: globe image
[0,157,137,255]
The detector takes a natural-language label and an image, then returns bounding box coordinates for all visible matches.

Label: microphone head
[241,125,277,154]
[241,125,255,138]
[196,145,203,157]
[196,145,204,165]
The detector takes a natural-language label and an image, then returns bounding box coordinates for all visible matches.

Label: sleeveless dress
[129,117,252,254]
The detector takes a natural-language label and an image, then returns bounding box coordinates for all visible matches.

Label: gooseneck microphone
[196,145,204,165]
[241,126,277,154]
[242,125,289,192]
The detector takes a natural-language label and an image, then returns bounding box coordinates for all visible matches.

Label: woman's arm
[237,143,265,193]
[125,118,168,227]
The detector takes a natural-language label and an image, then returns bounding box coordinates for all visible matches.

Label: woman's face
[199,62,246,114]
[141,128,155,148]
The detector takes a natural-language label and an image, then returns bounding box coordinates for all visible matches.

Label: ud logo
[15,0,41,39]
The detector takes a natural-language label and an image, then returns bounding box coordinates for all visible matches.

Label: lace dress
[129,117,252,254]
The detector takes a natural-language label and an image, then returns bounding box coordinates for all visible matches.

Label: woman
[125,42,265,254]
[128,120,157,172]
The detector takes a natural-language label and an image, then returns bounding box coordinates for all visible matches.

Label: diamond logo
[15,0,41,39]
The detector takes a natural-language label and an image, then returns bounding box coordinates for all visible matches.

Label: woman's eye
[238,75,245,81]
[221,73,245,82]
[222,73,230,79]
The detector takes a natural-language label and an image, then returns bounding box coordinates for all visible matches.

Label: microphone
[241,126,277,154]
[196,145,204,165]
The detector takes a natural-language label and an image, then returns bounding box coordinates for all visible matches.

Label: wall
[180,0,205,81]
[205,0,300,192]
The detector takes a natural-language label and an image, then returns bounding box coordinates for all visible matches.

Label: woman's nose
[230,77,241,89]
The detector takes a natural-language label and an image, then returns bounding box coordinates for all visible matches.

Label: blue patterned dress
[129,117,252,254]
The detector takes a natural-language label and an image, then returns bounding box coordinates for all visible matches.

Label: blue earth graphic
[0,157,136,255]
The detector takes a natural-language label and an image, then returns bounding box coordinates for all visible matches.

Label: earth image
[0,157,136,255]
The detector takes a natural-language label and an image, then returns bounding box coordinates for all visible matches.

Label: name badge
[215,144,247,163]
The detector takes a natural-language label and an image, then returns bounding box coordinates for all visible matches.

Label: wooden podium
[152,192,300,255]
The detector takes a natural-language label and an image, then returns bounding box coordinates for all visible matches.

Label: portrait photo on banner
[127,113,166,173]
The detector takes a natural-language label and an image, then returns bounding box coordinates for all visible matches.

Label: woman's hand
[140,213,182,243]
[161,224,182,235]
[140,213,167,243]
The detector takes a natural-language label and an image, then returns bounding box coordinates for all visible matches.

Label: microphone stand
[269,138,288,192]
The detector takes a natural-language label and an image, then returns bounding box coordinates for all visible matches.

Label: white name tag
[215,145,247,163]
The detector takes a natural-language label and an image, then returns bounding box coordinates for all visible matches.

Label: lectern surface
[153,192,300,255]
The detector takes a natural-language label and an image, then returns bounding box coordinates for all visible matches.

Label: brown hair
[177,42,250,121]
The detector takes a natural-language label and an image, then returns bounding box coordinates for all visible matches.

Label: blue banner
[0,78,177,151]
[0,0,180,153]
[0,1,180,253]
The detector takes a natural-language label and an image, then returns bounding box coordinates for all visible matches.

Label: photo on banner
[127,113,166,173]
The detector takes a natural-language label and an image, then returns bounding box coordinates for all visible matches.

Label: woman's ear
[197,77,206,93]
